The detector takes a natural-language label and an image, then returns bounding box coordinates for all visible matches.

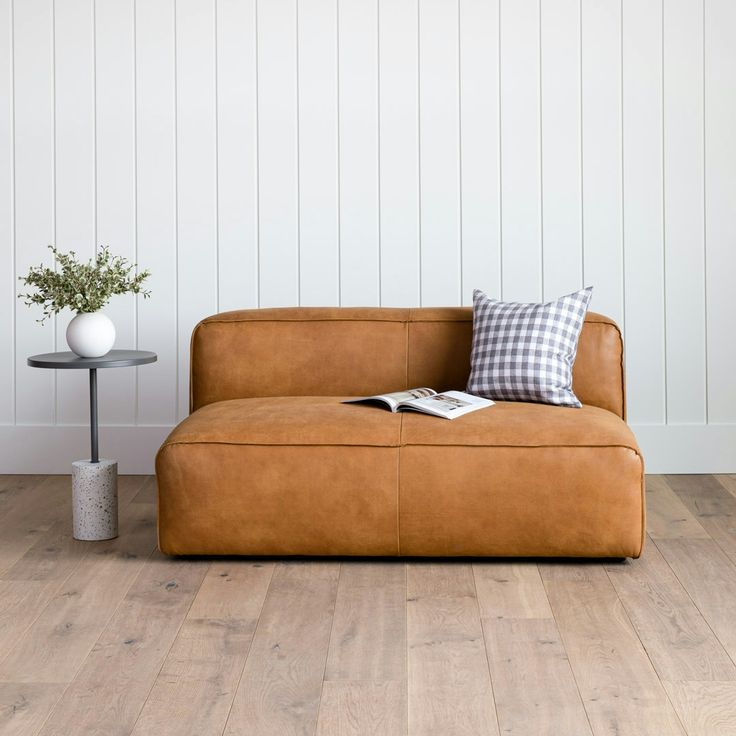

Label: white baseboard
[0,425,173,474]
[0,423,733,475]
[631,423,736,474]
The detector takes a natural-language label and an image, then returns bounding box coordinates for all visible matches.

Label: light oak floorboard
[0,502,157,683]
[714,474,736,498]
[474,561,591,735]
[407,563,499,736]
[605,539,736,682]
[646,475,711,540]
[316,681,406,736]
[0,476,74,576]
[0,475,47,512]
[131,618,250,736]
[473,562,553,619]
[0,683,67,736]
[665,475,736,564]
[130,475,157,505]
[544,575,686,735]
[36,554,208,736]
[131,562,274,736]
[223,562,340,736]
[1,474,736,734]
[325,562,406,682]
[0,477,148,664]
[654,537,736,663]
[663,681,736,736]
[483,617,593,736]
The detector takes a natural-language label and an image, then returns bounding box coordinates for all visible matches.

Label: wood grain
[407,563,499,736]
[131,618,252,736]
[665,474,736,562]
[0,475,47,512]
[37,554,208,736]
[483,617,592,736]
[0,476,73,575]
[130,475,158,505]
[473,562,553,619]
[654,537,736,661]
[325,562,406,681]
[646,474,710,540]
[0,683,66,736]
[0,502,157,682]
[714,474,736,498]
[0,475,149,662]
[316,681,406,736]
[223,562,340,736]
[663,681,736,736]
[131,562,274,736]
[544,575,685,735]
[605,539,736,681]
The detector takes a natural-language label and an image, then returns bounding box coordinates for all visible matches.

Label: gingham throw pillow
[466,287,593,407]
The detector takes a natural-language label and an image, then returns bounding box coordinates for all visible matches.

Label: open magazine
[344,388,494,420]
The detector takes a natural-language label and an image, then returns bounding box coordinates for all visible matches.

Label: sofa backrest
[190,307,626,419]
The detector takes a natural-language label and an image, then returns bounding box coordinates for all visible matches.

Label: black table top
[27,350,157,370]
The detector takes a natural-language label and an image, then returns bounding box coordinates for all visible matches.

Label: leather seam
[397,414,403,557]
[160,440,641,453]
[198,315,617,325]
[201,317,411,324]
[404,318,410,387]
[200,314,620,324]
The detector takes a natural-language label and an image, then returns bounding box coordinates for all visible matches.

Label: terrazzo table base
[72,459,118,540]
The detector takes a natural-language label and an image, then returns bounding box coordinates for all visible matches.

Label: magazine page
[402,390,494,420]
[343,387,436,411]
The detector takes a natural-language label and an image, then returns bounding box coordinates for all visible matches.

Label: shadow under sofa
[156,307,644,558]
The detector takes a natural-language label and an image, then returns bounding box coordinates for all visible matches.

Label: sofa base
[156,442,644,559]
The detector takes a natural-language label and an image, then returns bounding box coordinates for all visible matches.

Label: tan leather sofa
[156,307,644,558]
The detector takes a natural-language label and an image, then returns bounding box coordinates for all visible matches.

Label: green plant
[18,245,151,323]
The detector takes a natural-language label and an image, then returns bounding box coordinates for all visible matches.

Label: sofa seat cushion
[400,400,639,450]
[157,396,644,558]
[165,395,402,448]
[157,396,404,556]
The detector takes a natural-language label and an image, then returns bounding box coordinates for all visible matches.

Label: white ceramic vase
[66,312,116,358]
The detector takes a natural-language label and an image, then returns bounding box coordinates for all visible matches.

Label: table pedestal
[72,459,118,540]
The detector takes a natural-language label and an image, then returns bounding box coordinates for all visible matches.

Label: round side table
[27,350,157,541]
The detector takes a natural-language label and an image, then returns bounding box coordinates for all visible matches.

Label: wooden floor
[1,476,736,735]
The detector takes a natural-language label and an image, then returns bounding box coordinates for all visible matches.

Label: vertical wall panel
[54,0,96,427]
[298,0,339,306]
[663,0,706,424]
[217,0,258,312]
[419,0,460,306]
[136,0,177,426]
[339,0,379,306]
[581,0,623,326]
[540,0,582,300]
[622,0,665,424]
[2,0,736,473]
[0,0,13,424]
[459,0,500,304]
[500,0,541,303]
[379,0,419,307]
[95,0,136,425]
[176,0,218,420]
[13,0,55,425]
[705,0,736,422]
[258,0,299,307]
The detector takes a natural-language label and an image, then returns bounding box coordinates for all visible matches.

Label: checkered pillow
[466,287,593,407]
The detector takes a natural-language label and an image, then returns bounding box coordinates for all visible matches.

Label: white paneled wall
[1,0,734,473]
